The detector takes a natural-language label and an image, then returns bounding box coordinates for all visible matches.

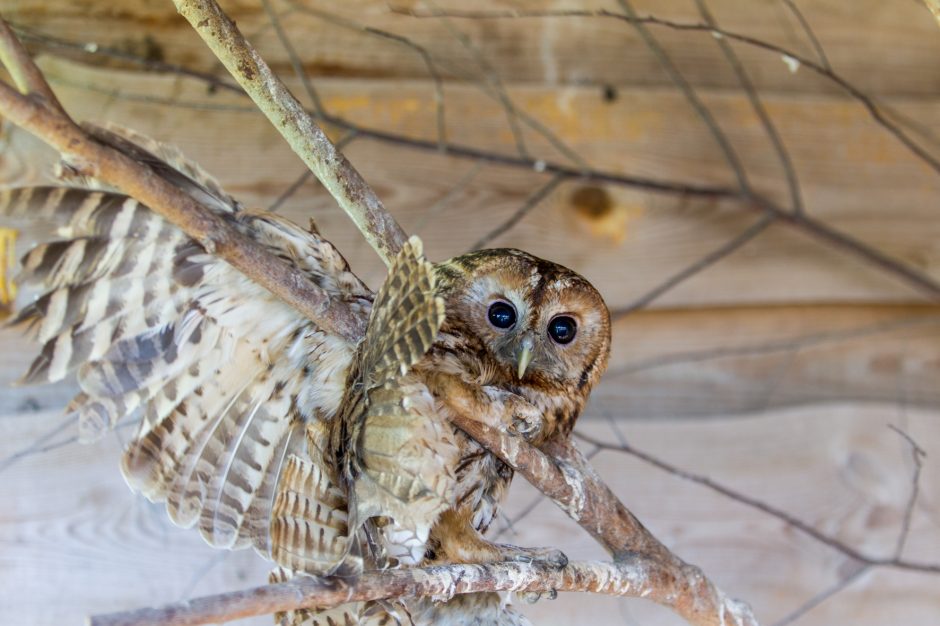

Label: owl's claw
[518,588,558,604]
[498,544,568,570]
[507,398,542,442]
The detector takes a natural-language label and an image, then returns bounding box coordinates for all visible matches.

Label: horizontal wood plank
[7,0,940,97]
[0,405,936,625]
[2,59,939,310]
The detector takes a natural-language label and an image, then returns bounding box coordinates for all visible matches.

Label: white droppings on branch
[781,54,801,74]
[556,456,587,521]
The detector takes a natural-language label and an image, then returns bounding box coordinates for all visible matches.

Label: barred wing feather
[1,127,372,562]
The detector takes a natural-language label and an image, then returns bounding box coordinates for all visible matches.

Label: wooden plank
[4,59,939,309]
[4,300,940,419]
[8,0,940,97]
[596,304,940,418]
[1,404,936,625]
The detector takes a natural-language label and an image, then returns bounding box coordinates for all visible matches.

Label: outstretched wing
[270,236,456,576]
[1,125,372,559]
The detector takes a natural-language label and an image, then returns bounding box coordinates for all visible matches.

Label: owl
[1,125,611,625]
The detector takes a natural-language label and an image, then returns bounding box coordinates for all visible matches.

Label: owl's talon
[507,399,542,441]
[498,545,568,569]
[519,591,542,604]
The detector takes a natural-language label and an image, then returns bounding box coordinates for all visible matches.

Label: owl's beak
[516,336,535,379]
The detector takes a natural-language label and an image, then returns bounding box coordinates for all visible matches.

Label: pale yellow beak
[516,338,534,379]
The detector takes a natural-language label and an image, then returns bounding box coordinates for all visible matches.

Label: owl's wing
[2,126,372,558]
[351,238,457,559]
[270,237,452,576]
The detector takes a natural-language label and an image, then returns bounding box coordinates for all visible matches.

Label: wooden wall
[1,1,938,625]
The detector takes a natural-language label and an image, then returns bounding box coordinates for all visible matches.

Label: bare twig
[619,0,752,195]
[614,212,774,319]
[695,0,804,214]
[780,0,831,70]
[259,0,326,119]
[574,428,940,574]
[412,160,484,234]
[771,562,869,626]
[606,312,940,376]
[888,424,927,557]
[88,559,756,626]
[469,172,565,251]
[173,0,408,267]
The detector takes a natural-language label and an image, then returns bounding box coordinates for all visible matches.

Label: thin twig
[428,1,530,161]
[616,0,751,195]
[606,312,940,376]
[888,424,927,557]
[771,562,869,626]
[469,172,565,251]
[780,0,831,70]
[412,160,484,234]
[574,429,940,574]
[614,212,775,319]
[259,0,327,118]
[695,0,804,214]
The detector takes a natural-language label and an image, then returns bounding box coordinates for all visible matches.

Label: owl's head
[435,249,610,394]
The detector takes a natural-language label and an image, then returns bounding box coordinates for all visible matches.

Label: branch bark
[88,559,754,626]
[0,9,756,626]
[173,0,408,267]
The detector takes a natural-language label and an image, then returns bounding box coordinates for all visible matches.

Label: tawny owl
[1,125,611,625]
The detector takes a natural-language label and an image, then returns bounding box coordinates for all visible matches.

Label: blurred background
[1,1,939,624]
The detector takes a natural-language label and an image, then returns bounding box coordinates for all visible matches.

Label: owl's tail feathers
[268,568,407,626]
[271,452,363,577]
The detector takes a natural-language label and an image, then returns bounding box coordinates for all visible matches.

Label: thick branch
[172,0,408,267]
[0,28,363,342]
[88,559,756,626]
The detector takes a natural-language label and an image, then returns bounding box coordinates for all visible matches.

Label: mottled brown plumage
[2,126,611,626]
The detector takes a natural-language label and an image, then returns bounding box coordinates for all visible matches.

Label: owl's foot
[518,588,558,604]
[495,543,568,569]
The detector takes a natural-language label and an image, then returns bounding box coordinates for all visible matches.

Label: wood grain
[2,58,939,311]
[1,405,936,625]
[7,0,940,97]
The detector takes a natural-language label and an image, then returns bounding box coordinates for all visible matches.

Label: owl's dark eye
[548,316,577,344]
[487,301,517,330]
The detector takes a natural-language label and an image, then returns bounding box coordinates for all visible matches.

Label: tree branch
[172,0,408,267]
[88,559,756,626]
[0,22,364,343]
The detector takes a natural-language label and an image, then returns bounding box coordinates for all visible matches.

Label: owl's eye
[548,316,577,344]
[487,301,517,330]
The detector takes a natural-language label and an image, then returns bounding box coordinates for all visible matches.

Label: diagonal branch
[173,0,408,267]
[0,25,363,342]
